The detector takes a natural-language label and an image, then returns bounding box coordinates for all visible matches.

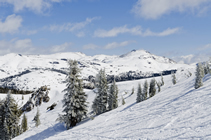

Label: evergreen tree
[121,95,125,105]
[34,108,41,127]
[108,80,118,110]
[131,87,134,95]
[92,69,108,115]
[136,83,144,103]
[195,62,204,89]
[149,79,156,98]
[204,62,210,75]
[0,92,20,139]
[143,80,148,100]
[161,73,164,86]
[57,60,88,129]
[172,73,177,85]
[157,82,161,92]
[21,113,28,132]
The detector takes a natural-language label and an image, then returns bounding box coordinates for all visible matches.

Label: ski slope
[10,64,211,139]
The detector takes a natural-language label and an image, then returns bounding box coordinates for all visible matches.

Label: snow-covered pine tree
[92,69,108,115]
[161,73,164,86]
[172,72,176,85]
[0,92,20,139]
[143,80,148,100]
[121,95,125,105]
[57,60,88,129]
[21,113,28,132]
[149,78,156,98]
[204,62,210,75]
[108,79,118,110]
[157,82,161,92]
[34,107,41,127]
[131,87,134,95]
[195,62,204,89]
[76,79,88,123]
[136,83,143,103]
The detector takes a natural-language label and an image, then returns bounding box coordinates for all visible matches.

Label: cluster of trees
[195,62,210,89]
[0,92,41,139]
[58,59,181,129]
[92,69,119,115]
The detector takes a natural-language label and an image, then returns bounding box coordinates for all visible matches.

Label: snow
[1,50,210,139]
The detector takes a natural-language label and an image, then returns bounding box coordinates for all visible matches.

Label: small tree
[149,78,156,98]
[34,108,41,127]
[161,73,164,86]
[172,72,176,85]
[108,80,118,111]
[21,113,28,132]
[122,96,125,105]
[136,83,143,103]
[131,87,134,95]
[195,62,204,89]
[157,82,161,92]
[143,80,148,100]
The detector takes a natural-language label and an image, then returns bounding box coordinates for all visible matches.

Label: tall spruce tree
[21,113,28,132]
[136,83,144,103]
[92,69,108,115]
[149,79,156,98]
[108,80,118,110]
[143,80,148,100]
[195,62,204,89]
[57,60,87,129]
[0,92,20,139]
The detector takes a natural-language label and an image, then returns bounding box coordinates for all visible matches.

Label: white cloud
[198,44,211,50]
[76,32,85,37]
[83,44,99,50]
[51,42,72,53]
[49,17,100,32]
[0,0,70,13]
[0,14,22,34]
[104,41,135,49]
[83,41,135,50]
[94,25,180,38]
[0,39,34,55]
[132,0,211,19]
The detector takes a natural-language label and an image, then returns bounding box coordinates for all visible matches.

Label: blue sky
[1,0,211,63]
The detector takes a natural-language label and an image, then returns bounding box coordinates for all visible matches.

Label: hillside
[9,63,211,139]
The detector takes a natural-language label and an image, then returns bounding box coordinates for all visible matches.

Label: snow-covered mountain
[0,50,188,91]
[1,50,210,139]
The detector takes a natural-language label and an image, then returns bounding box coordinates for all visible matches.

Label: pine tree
[57,60,88,129]
[34,108,41,127]
[136,83,144,103]
[157,82,161,92]
[131,87,134,95]
[161,73,164,86]
[0,92,20,139]
[195,62,204,89]
[108,80,118,110]
[149,79,156,98]
[121,95,125,105]
[172,73,176,85]
[92,69,108,115]
[21,113,28,132]
[143,80,148,100]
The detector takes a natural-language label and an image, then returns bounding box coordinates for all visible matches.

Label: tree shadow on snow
[25,123,66,140]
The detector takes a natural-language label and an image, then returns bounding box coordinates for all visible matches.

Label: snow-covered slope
[9,63,211,139]
[0,50,188,91]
